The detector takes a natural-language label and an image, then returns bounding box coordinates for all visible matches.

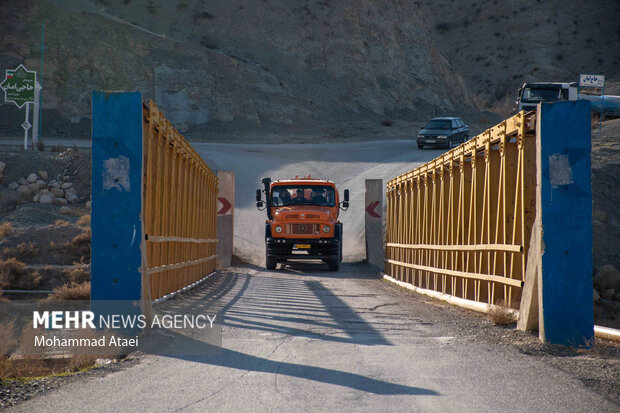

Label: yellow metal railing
[142,101,218,300]
[385,111,537,307]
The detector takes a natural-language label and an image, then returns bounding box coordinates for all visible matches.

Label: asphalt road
[9,262,617,412]
[193,139,448,264]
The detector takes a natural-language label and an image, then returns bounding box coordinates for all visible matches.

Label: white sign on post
[579,74,605,88]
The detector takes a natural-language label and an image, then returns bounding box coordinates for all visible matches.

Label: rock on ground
[16,185,33,200]
[594,264,620,291]
[51,188,65,198]
[39,194,54,204]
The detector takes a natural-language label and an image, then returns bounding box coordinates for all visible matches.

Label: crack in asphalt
[172,336,297,412]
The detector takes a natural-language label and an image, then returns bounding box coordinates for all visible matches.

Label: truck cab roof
[521,82,577,88]
[272,177,334,186]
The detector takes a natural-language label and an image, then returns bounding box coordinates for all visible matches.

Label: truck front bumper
[266,237,339,260]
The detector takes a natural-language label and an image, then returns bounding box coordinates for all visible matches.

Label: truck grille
[290,223,320,235]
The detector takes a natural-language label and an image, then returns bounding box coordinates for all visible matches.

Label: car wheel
[417,144,424,149]
[447,138,454,149]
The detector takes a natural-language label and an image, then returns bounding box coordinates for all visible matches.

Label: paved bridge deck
[10,263,616,412]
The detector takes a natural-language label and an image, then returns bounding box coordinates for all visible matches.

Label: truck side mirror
[342,189,349,208]
[256,189,264,208]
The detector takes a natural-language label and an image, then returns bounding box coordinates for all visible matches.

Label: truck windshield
[521,87,561,103]
[424,119,451,130]
[271,185,336,207]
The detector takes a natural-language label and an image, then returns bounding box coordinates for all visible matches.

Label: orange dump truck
[256,176,349,271]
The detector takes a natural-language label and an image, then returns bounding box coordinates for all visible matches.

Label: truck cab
[256,176,349,271]
[516,82,578,112]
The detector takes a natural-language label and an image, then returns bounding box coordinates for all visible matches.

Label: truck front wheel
[266,252,277,270]
[327,228,342,271]
[327,253,340,271]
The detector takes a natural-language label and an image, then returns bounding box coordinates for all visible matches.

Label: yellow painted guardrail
[385,111,537,307]
[142,101,218,300]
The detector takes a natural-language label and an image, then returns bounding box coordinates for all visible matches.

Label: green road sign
[1,64,36,108]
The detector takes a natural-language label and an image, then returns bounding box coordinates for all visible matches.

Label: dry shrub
[49,282,90,300]
[73,229,91,246]
[0,258,41,289]
[54,219,70,227]
[0,327,100,378]
[489,298,518,325]
[68,229,91,263]
[77,214,91,227]
[65,265,90,284]
[51,144,68,152]
[0,222,13,238]
[381,119,394,127]
[2,241,39,260]
[0,319,18,356]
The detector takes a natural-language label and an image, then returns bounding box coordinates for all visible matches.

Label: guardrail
[142,102,218,300]
[385,111,537,307]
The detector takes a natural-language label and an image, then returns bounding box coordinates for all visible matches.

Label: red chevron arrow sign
[217,197,231,215]
[366,201,380,218]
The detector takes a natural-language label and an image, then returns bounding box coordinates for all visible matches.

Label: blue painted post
[91,91,145,307]
[538,100,593,346]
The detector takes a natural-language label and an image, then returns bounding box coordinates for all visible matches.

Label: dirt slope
[416,0,620,116]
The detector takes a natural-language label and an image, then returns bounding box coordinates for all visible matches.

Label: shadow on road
[146,330,438,396]
[275,260,382,279]
[143,266,439,396]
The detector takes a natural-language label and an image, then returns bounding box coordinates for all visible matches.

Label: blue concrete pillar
[538,100,593,346]
[91,91,144,303]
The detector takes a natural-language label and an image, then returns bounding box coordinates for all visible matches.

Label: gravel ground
[375,276,620,407]
[0,358,139,409]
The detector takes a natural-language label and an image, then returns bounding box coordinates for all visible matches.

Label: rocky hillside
[417,0,620,115]
[0,0,475,139]
[0,0,618,139]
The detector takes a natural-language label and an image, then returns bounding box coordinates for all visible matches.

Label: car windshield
[521,87,561,103]
[271,185,335,207]
[424,119,451,130]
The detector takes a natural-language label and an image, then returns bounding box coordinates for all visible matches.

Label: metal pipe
[594,325,620,343]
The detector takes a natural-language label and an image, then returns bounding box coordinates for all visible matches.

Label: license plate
[294,244,311,249]
[426,139,436,143]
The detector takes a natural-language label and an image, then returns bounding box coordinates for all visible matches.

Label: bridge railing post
[216,171,235,269]
[518,101,594,346]
[91,91,149,316]
[365,179,383,268]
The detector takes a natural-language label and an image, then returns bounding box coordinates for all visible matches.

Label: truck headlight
[275,225,283,233]
[322,225,330,233]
